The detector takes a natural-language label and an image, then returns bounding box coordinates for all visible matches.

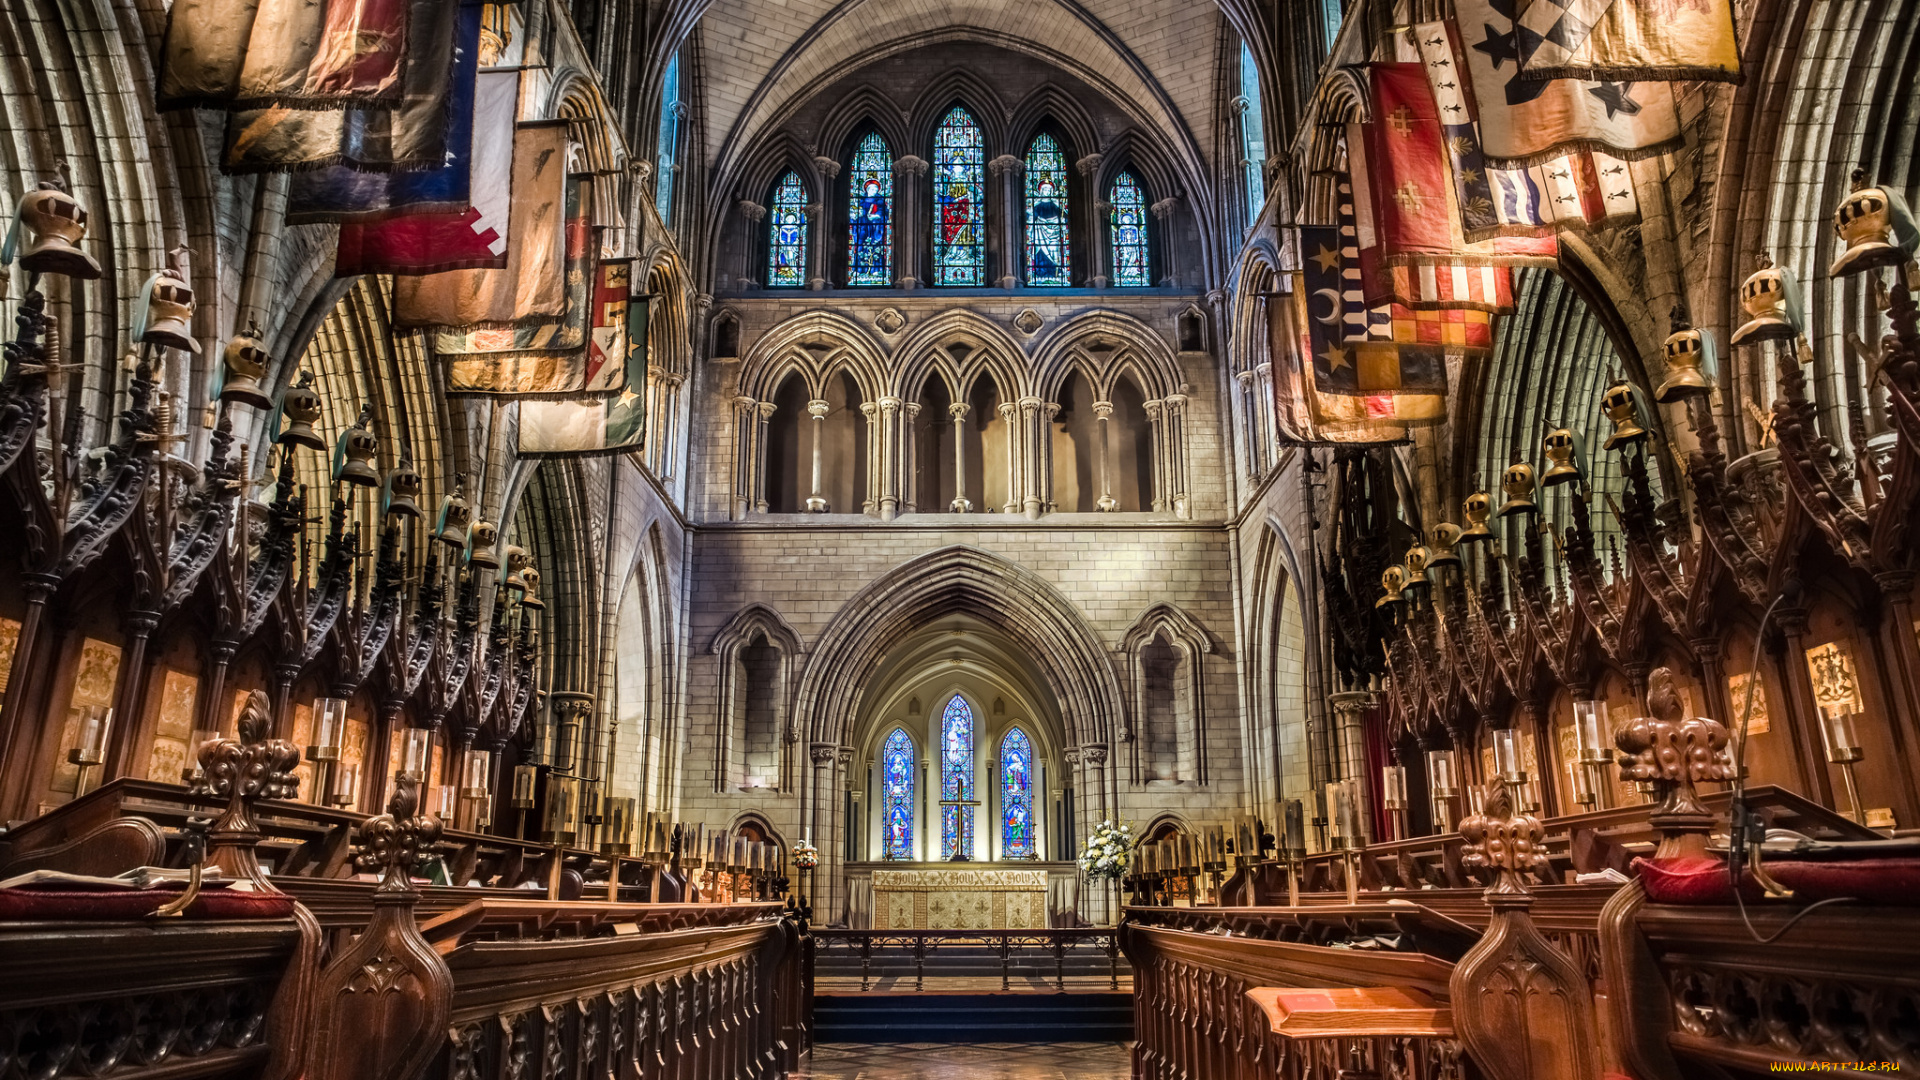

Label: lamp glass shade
[1573,700,1609,763]
[1382,764,1408,810]
[1492,728,1523,782]
[402,728,433,779]
[312,698,348,755]
[1426,749,1457,797]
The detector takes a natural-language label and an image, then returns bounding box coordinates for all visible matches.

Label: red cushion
[1632,856,1760,905]
[0,887,296,921]
[1765,859,1920,906]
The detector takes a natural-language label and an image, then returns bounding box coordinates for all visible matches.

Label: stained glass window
[655,51,682,226]
[1024,134,1071,286]
[939,694,975,858]
[1000,727,1034,859]
[932,107,986,286]
[1240,41,1268,224]
[1110,172,1150,287]
[767,171,807,287]
[882,728,915,860]
[847,132,894,286]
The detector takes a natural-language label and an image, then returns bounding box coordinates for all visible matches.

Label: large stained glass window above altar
[940,694,975,858]
[882,727,914,860]
[1001,727,1034,858]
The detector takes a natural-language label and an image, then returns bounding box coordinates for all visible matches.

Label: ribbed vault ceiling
[698,0,1225,175]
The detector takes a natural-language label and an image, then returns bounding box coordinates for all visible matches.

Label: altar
[842,862,1080,929]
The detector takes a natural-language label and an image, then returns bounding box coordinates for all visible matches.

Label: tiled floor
[793,1042,1132,1079]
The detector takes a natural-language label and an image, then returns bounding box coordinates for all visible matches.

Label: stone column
[989,154,1024,288]
[860,401,879,516]
[893,156,928,289]
[1163,393,1190,519]
[810,156,839,291]
[1255,362,1276,468]
[1328,690,1373,844]
[1090,201,1113,288]
[874,397,900,520]
[805,399,831,512]
[1082,744,1110,923]
[998,401,1020,514]
[1017,397,1045,519]
[949,401,973,512]
[730,396,758,520]
[900,400,919,514]
[1040,402,1060,515]
[753,401,776,512]
[1236,370,1262,479]
[1077,154,1104,288]
[1092,400,1116,511]
[737,200,766,287]
[1143,399,1167,513]
[657,372,685,481]
[1151,196,1182,288]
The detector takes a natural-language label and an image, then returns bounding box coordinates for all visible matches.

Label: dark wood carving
[1449,776,1600,1080]
[305,778,453,1080]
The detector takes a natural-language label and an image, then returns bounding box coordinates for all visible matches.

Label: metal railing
[813,927,1122,992]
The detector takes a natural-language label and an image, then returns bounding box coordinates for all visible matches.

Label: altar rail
[814,927,1120,991]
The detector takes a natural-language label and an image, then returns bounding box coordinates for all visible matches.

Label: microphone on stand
[1727,577,1800,893]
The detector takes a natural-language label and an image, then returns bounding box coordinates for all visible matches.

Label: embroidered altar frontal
[873,868,1048,929]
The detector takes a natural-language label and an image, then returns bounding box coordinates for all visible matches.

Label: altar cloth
[872,867,1049,929]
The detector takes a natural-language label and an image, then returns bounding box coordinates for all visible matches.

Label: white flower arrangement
[791,839,819,870]
[1077,819,1134,882]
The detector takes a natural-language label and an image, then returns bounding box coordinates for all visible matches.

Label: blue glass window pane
[768,171,808,287]
[1001,727,1034,858]
[932,108,986,287]
[1109,172,1150,288]
[1240,41,1268,224]
[655,52,681,225]
[883,728,915,860]
[1024,133,1071,286]
[940,695,974,858]
[847,132,894,286]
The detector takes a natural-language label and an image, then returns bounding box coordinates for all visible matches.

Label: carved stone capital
[1082,744,1109,768]
[1151,197,1182,220]
[989,154,1025,177]
[756,401,779,419]
[813,156,841,178]
[810,742,838,765]
[738,200,766,222]
[1092,400,1114,419]
[894,155,929,177]
[878,396,903,414]
[808,399,831,419]
[1075,153,1103,177]
[948,402,970,420]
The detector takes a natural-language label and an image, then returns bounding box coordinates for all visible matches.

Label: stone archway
[792,545,1127,924]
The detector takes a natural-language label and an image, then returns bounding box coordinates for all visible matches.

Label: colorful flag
[275,1,481,204]
[444,252,627,398]
[1350,65,1551,311]
[1456,0,1682,166]
[1298,220,1447,435]
[364,115,563,305]
[1515,0,1739,83]
[158,0,265,110]
[518,292,650,456]
[1536,151,1640,228]
[233,0,411,110]
[436,177,594,359]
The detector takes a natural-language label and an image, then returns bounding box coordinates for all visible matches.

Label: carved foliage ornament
[356,777,445,892]
[199,689,300,835]
[1614,667,1733,850]
[1457,775,1550,896]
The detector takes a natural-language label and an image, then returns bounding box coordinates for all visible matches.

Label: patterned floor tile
[791,1042,1131,1079]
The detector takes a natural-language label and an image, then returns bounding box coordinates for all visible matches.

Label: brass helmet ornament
[5,169,102,280]
[1403,541,1432,587]
[219,321,275,410]
[136,248,200,353]
[1730,253,1807,347]
[1540,426,1585,488]
[1656,307,1717,403]
[1426,522,1464,568]
[1831,168,1920,279]
[1601,381,1649,450]
[519,567,546,610]
[382,457,424,519]
[1376,564,1409,610]
[1497,461,1539,518]
[1459,491,1495,542]
[435,488,473,549]
[276,373,328,452]
[332,404,381,488]
[502,545,531,592]
[466,519,502,571]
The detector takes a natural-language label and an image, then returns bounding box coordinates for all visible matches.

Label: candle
[335,762,359,806]
[511,764,537,808]
[1492,728,1523,782]
[1283,799,1305,856]
[436,784,457,819]
[1573,700,1609,763]
[1567,758,1594,806]
[1820,704,1863,763]
[1234,819,1254,859]
[1326,782,1349,841]
[1382,764,1408,810]
[76,706,112,764]
[403,728,432,779]
[311,698,348,759]
[1425,749,1457,797]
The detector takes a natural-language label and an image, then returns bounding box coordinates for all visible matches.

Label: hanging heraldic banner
[1512,0,1740,84]
[518,286,649,456]
[1455,0,1682,166]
